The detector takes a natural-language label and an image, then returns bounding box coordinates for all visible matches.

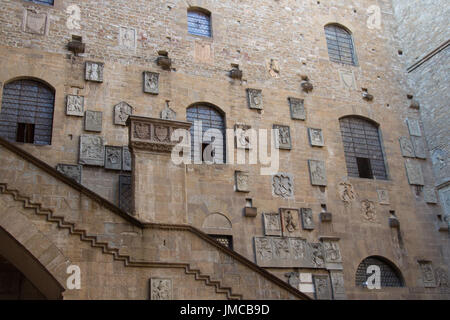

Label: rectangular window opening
[16,123,35,144]
[356,157,373,179]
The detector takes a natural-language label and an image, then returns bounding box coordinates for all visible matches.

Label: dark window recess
[355,257,404,287]
[356,157,373,179]
[187,10,212,37]
[0,79,55,145]
[16,123,35,144]
[209,235,233,250]
[25,0,54,6]
[119,175,132,214]
[324,24,357,65]
[339,117,387,180]
[186,104,226,163]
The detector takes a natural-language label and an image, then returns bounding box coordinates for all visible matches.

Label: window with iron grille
[187,9,212,37]
[25,0,54,5]
[325,24,357,65]
[339,116,388,180]
[209,235,233,250]
[0,79,55,145]
[119,175,132,213]
[186,104,225,163]
[355,257,404,287]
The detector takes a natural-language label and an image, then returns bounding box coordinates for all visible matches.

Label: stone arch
[355,255,405,287]
[202,212,232,230]
[0,202,68,299]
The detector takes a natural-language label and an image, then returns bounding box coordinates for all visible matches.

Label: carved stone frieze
[150,278,172,300]
[308,160,327,186]
[273,125,292,150]
[56,164,82,184]
[313,275,332,300]
[246,89,263,110]
[339,181,356,205]
[85,61,104,82]
[280,208,301,237]
[105,146,123,171]
[272,173,294,199]
[263,213,282,236]
[288,97,306,120]
[235,171,249,192]
[66,95,84,117]
[79,134,105,166]
[114,102,133,126]
[301,208,314,230]
[143,71,159,94]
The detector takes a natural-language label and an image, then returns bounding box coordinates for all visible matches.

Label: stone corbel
[127,115,191,154]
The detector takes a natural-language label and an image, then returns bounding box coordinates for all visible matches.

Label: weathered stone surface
[412,136,427,159]
[56,164,82,184]
[143,71,159,94]
[160,105,176,120]
[330,271,346,299]
[235,123,252,149]
[114,102,133,126]
[288,97,306,120]
[272,173,294,199]
[308,128,324,147]
[308,160,327,186]
[418,261,436,288]
[119,26,136,50]
[122,146,132,171]
[263,213,281,236]
[407,118,422,137]
[339,69,356,90]
[246,89,263,110]
[405,159,425,186]
[361,199,376,222]
[377,189,390,205]
[235,171,249,192]
[300,208,314,230]
[399,136,415,158]
[84,110,102,132]
[280,208,301,237]
[150,278,172,300]
[105,146,123,171]
[322,238,343,270]
[338,181,356,205]
[79,134,105,166]
[313,275,332,300]
[85,61,104,82]
[423,187,438,204]
[66,95,84,117]
[23,9,47,35]
[273,125,292,150]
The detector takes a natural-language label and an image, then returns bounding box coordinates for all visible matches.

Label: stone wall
[0,0,448,299]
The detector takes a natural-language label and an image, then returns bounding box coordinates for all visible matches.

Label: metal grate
[325,25,357,65]
[119,175,132,213]
[25,0,54,5]
[186,105,225,163]
[187,10,212,37]
[0,79,55,145]
[209,235,233,250]
[355,257,404,287]
[340,117,387,180]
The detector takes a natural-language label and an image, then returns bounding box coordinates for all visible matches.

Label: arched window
[0,79,55,145]
[339,116,387,180]
[325,24,357,65]
[186,104,225,163]
[26,0,54,5]
[356,256,405,287]
[187,8,212,37]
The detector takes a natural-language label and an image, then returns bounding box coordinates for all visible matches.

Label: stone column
[127,115,191,224]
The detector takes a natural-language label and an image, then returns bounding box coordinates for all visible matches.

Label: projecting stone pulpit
[126,115,192,224]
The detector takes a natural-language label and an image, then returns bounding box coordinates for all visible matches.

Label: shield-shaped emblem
[154,126,169,142]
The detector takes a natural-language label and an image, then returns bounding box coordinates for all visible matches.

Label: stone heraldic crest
[128,116,191,153]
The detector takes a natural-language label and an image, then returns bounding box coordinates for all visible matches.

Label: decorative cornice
[127,115,191,153]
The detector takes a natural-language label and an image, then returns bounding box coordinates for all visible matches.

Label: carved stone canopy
[127,115,191,153]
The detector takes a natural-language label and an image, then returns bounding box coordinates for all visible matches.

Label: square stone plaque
[150,278,172,300]
[405,159,424,186]
[85,61,104,82]
[56,164,82,184]
[407,118,422,137]
[105,146,123,171]
[330,271,346,300]
[377,189,390,205]
[399,136,415,158]
[288,97,306,120]
[79,135,105,166]
[273,125,292,150]
[246,89,263,110]
[308,128,324,147]
[85,110,103,132]
[23,9,47,35]
[143,71,159,94]
[423,187,438,204]
[301,208,314,230]
[263,213,282,236]
[122,146,132,171]
[308,160,327,186]
[119,26,136,50]
[114,102,133,126]
[235,171,250,192]
[66,95,84,117]
[235,123,253,149]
